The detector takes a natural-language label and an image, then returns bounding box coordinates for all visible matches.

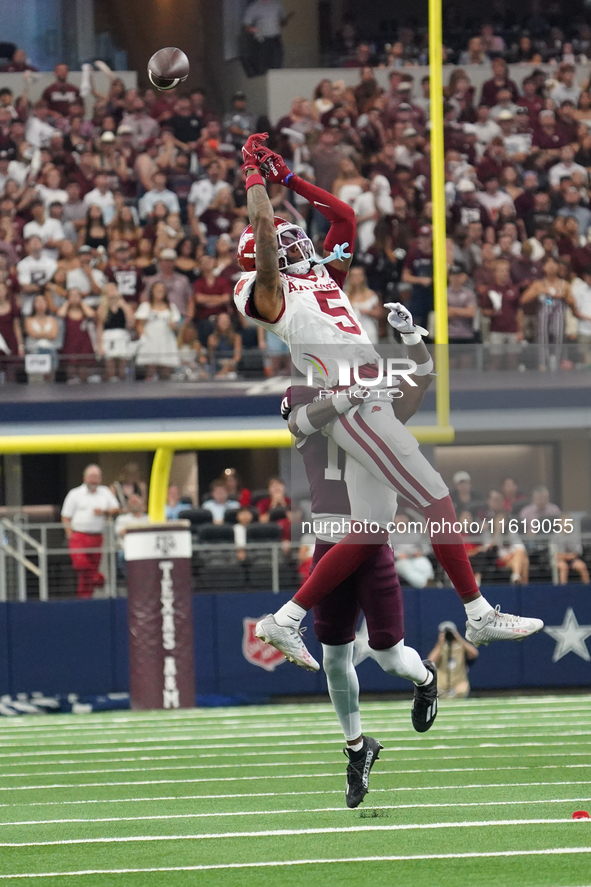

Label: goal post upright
[428,0,452,434]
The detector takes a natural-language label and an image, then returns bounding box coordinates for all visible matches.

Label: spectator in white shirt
[201,479,240,524]
[36,167,68,208]
[16,236,58,316]
[65,245,106,307]
[476,175,514,222]
[138,171,181,222]
[24,101,57,149]
[187,161,228,235]
[489,89,519,121]
[61,464,120,598]
[83,172,115,225]
[549,145,588,190]
[114,494,148,575]
[23,200,65,261]
[472,105,501,155]
[497,111,531,163]
[549,63,582,108]
[519,486,561,536]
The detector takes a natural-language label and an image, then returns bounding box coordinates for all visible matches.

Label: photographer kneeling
[428,621,479,699]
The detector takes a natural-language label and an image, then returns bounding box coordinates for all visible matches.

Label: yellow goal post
[0,424,452,522]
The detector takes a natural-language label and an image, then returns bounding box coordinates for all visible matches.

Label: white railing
[0,518,48,601]
[0,519,588,600]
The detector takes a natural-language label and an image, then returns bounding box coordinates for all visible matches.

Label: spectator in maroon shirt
[569,241,591,276]
[473,242,498,304]
[481,258,523,369]
[532,111,570,167]
[105,241,144,308]
[480,58,519,108]
[42,64,80,118]
[257,477,291,520]
[556,215,581,263]
[0,280,23,378]
[199,187,237,251]
[188,253,232,344]
[556,101,578,145]
[517,78,544,125]
[450,179,490,230]
[476,138,509,183]
[514,171,539,223]
[0,48,38,74]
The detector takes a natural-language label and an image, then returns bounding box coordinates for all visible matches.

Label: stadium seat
[197,524,235,544]
[178,508,213,528]
[246,523,282,543]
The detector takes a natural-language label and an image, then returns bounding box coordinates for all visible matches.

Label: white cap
[457,179,476,192]
[453,470,471,484]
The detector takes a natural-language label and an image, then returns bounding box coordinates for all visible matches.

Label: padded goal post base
[124,521,195,710]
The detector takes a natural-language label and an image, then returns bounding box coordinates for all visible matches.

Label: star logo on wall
[544,608,591,663]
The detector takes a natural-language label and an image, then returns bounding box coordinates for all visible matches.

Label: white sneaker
[465,604,544,647]
[255,615,320,672]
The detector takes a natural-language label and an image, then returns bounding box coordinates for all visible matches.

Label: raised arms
[245,168,283,322]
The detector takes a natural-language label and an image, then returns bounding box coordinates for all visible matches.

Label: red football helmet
[237,217,314,275]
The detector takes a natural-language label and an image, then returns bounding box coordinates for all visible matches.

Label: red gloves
[254,146,292,184]
[242,132,292,184]
[241,132,269,168]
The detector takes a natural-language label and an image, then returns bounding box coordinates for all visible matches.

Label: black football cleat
[344,735,383,808]
[411,660,438,733]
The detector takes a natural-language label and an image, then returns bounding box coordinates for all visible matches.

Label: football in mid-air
[147,47,189,90]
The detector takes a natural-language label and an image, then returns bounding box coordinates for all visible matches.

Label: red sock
[422,496,479,600]
[293,528,387,611]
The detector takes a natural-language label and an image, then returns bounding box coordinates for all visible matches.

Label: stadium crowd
[3,28,591,382]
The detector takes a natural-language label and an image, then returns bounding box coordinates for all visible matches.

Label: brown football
[147,47,189,91]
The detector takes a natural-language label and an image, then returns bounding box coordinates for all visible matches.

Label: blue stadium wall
[1,586,589,700]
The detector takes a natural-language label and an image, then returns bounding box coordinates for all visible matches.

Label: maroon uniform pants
[69,531,104,598]
[312,541,404,650]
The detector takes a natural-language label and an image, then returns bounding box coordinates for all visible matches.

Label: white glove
[384,302,429,338]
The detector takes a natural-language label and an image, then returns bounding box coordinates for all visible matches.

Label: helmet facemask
[277,225,315,275]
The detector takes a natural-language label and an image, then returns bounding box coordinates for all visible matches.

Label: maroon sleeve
[288,385,320,408]
[286,174,356,262]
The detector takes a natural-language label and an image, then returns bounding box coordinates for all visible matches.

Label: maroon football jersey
[288,385,351,517]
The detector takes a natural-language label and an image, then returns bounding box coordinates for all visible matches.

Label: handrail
[0,517,48,601]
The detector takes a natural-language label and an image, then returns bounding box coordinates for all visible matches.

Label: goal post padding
[124,522,195,710]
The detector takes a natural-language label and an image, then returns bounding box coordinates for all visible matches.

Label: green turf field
[0,695,590,886]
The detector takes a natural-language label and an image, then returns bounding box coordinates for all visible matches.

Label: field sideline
[0,696,590,886]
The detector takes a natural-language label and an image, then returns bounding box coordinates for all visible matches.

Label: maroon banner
[124,524,195,710]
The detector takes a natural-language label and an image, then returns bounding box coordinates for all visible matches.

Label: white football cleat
[465,604,544,647]
[255,615,320,672]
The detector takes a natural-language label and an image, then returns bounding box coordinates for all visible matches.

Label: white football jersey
[234,264,379,385]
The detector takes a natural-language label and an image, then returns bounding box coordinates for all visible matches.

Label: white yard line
[0,737,589,763]
[0,818,587,848]
[0,742,591,779]
[1,727,590,754]
[1,757,591,782]
[0,796,590,827]
[0,699,589,732]
[2,779,590,808]
[3,847,590,879]
[1,762,590,791]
